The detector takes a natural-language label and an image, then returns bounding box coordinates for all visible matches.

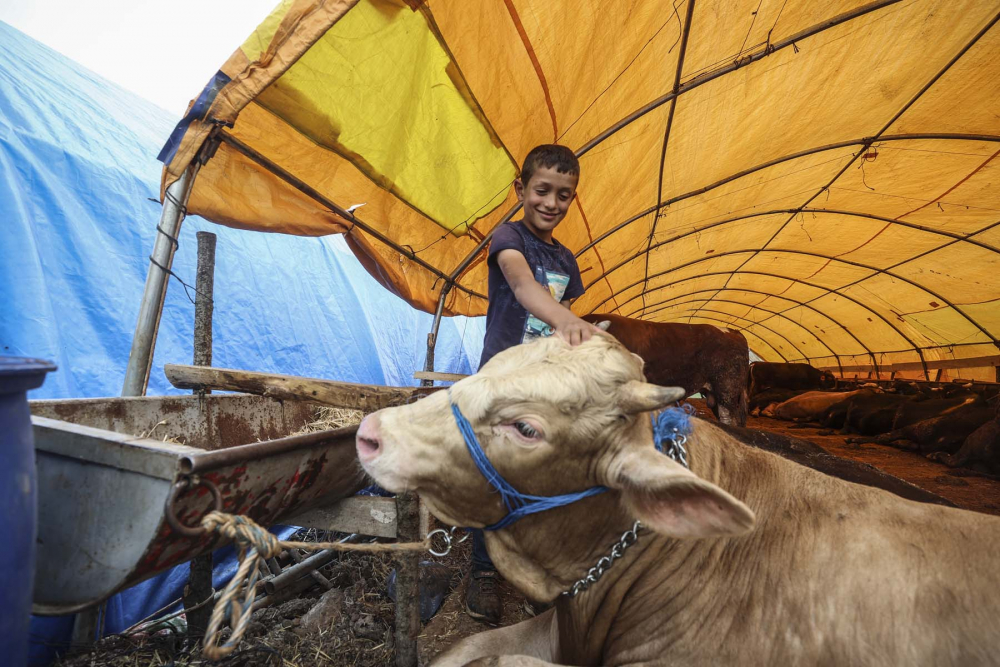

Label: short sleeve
[487,223,525,266]
[563,253,585,301]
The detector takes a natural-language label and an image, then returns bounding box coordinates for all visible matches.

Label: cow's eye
[513,421,540,439]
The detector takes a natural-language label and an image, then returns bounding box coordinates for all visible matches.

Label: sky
[0,0,279,116]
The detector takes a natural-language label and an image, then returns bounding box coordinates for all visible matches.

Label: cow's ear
[612,450,755,539]
[618,381,685,415]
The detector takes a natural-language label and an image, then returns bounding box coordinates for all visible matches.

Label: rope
[199,511,429,660]
[450,399,609,531]
[651,403,695,453]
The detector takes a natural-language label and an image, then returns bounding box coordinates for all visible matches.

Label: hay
[293,407,365,436]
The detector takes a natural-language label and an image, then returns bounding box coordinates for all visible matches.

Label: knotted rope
[198,510,429,660]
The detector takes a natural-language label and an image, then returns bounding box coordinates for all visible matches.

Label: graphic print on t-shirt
[522,266,571,343]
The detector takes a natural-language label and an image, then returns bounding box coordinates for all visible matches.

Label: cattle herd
[750,361,1000,476]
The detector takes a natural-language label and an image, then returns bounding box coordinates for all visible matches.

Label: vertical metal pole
[394,492,421,667]
[184,231,216,640]
[421,285,452,387]
[122,163,200,397]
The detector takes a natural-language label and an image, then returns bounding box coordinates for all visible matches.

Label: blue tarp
[0,22,484,665]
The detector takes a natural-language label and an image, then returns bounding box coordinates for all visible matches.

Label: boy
[467,144,599,624]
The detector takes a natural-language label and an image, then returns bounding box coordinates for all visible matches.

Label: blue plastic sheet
[0,22,483,665]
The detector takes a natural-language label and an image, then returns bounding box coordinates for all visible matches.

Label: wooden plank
[164,364,440,412]
[286,496,399,538]
[412,371,470,382]
[818,355,1000,375]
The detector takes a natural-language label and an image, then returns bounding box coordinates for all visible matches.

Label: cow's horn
[618,381,685,415]
[595,320,612,331]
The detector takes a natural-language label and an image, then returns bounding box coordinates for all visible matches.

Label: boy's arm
[496,249,599,346]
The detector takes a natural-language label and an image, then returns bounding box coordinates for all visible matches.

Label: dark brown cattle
[892,394,983,429]
[583,313,749,426]
[748,361,836,396]
[748,388,802,414]
[873,403,994,454]
[929,419,1000,475]
[840,393,919,436]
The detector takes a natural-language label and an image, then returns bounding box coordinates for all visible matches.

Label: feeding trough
[28,388,401,615]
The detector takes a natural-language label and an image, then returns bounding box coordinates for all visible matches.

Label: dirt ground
[53,406,1000,666]
[747,413,1000,516]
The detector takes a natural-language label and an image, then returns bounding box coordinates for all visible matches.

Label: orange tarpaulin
[161,0,1000,380]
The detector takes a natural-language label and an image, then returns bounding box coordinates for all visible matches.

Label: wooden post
[394,492,421,667]
[185,231,216,639]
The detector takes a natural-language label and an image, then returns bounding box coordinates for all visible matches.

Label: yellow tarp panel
[163,0,1000,376]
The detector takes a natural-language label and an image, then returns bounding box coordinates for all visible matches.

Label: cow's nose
[356,414,382,462]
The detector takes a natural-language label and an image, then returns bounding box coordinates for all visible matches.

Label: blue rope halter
[449,394,695,531]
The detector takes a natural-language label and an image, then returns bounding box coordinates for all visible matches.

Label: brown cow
[581,313,749,426]
[356,334,999,666]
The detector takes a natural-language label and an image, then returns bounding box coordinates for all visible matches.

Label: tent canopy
[161,0,1000,379]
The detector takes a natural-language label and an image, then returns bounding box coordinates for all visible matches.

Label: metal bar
[575,0,904,158]
[288,548,333,590]
[394,492,421,667]
[185,231,216,639]
[575,133,1000,258]
[122,163,199,396]
[641,296,839,360]
[585,207,1000,289]
[180,426,360,474]
[586,250,973,351]
[658,306,810,361]
[622,285,872,360]
[422,283,452,386]
[683,314,788,361]
[698,8,1000,329]
[263,549,338,595]
[642,0,696,315]
[217,132,484,301]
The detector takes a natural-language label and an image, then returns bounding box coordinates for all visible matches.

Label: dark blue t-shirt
[479,221,584,369]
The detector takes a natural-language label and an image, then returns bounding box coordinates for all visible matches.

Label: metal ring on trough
[164,476,223,537]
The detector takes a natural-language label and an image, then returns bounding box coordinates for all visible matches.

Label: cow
[747,387,802,415]
[355,333,1000,666]
[870,402,994,454]
[581,313,749,426]
[929,417,1000,475]
[837,393,920,436]
[748,361,836,396]
[770,388,874,422]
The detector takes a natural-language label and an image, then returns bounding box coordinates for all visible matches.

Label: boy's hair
[520,144,580,185]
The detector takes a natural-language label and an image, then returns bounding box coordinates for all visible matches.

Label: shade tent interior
[158,0,1000,381]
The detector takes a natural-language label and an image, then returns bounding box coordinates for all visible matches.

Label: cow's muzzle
[356,414,382,463]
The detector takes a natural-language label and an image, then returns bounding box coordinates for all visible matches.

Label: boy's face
[515,165,578,241]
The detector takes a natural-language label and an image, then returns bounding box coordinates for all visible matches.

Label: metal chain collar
[424,420,691,600]
[562,430,690,598]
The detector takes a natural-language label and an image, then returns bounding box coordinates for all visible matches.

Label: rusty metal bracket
[165,476,223,537]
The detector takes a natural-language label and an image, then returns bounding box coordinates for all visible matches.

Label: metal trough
[29,393,365,615]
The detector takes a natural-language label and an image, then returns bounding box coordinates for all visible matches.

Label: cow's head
[356,334,753,597]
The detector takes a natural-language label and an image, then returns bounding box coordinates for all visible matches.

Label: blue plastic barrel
[0,357,56,667]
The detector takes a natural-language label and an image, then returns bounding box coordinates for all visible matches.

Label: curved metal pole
[591,268,917,373]
[642,0,697,314]
[641,296,839,361]
[586,248,995,348]
[692,9,1000,337]
[573,0,904,158]
[575,133,1000,259]
[584,207,1000,290]
[675,314,789,362]
[651,305,810,362]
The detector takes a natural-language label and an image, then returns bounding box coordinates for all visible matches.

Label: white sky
[0,0,279,116]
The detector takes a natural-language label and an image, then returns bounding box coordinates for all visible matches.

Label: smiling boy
[467,144,599,623]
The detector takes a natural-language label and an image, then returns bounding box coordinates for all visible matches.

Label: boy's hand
[553,313,602,346]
